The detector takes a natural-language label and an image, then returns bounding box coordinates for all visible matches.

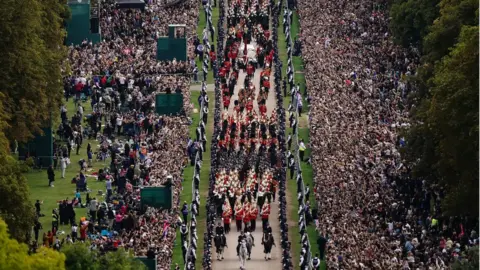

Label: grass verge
[194,4,220,84]
[171,91,214,269]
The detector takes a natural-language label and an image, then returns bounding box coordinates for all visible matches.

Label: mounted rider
[236,230,247,256]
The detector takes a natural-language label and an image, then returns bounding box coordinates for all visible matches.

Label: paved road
[213,35,281,270]
[213,197,282,270]
[226,41,277,116]
[190,83,215,91]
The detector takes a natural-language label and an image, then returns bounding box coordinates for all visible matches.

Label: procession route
[213,29,282,270]
[213,197,282,270]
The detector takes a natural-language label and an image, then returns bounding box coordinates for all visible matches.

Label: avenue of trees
[0,0,69,243]
[390,0,479,216]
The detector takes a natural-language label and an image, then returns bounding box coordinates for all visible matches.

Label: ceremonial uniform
[249,204,258,231]
[261,203,270,231]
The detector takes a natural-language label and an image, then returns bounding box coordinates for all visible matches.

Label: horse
[214,233,227,261]
[262,232,275,260]
[245,232,254,260]
[238,239,248,269]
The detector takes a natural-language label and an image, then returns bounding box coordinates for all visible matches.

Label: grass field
[25,100,106,240]
[170,3,220,269]
[277,7,327,270]
[194,3,220,84]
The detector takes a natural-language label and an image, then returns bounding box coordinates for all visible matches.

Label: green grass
[194,4,220,84]
[278,9,326,270]
[26,100,105,240]
[171,91,214,269]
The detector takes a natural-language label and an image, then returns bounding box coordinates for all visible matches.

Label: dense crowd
[36,0,207,269]
[297,0,479,268]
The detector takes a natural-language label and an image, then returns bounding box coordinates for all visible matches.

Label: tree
[0,154,36,242]
[390,0,440,47]
[404,25,479,216]
[61,242,147,270]
[422,0,478,63]
[0,0,67,143]
[0,218,65,270]
[100,249,148,270]
[62,242,100,270]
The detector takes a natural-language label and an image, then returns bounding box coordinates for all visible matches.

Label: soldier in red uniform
[246,99,253,112]
[242,210,250,231]
[261,202,270,231]
[219,66,227,78]
[235,204,243,232]
[224,60,232,71]
[223,95,230,110]
[249,204,259,231]
[246,63,254,77]
[259,103,267,115]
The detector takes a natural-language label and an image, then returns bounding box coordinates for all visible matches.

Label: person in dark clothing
[33,220,42,242]
[47,165,55,187]
[317,235,327,260]
[52,209,59,235]
[35,200,43,217]
[181,202,189,224]
[75,135,81,155]
[67,143,72,157]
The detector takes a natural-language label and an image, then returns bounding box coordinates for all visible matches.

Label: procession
[0,0,477,269]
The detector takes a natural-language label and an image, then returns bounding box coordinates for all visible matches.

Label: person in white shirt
[71,223,78,242]
[106,178,112,201]
[60,157,67,178]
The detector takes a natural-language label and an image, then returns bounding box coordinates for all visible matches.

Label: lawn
[193,3,220,85]
[26,99,106,240]
[171,91,214,269]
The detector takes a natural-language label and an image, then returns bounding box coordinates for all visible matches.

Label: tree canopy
[0,0,68,143]
[0,218,66,270]
[389,0,440,47]
[0,153,36,242]
[393,0,479,216]
[61,242,147,270]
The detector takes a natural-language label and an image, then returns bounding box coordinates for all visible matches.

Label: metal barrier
[283,3,313,269]
[183,0,215,268]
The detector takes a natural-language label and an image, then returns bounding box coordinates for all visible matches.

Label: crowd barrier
[283,2,313,268]
[183,1,215,268]
[202,0,225,268]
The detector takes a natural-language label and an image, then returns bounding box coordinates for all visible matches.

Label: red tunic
[236,209,244,220]
[262,80,270,89]
[246,65,254,76]
[210,51,216,62]
[224,61,232,71]
[259,105,267,115]
[243,215,250,224]
[219,67,227,77]
[250,208,258,220]
[223,96,230,108]
[223,216,231,224]
[246,101,253,111]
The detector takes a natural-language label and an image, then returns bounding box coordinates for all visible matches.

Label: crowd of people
[32,0,213,269]
[296,0,479,268]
